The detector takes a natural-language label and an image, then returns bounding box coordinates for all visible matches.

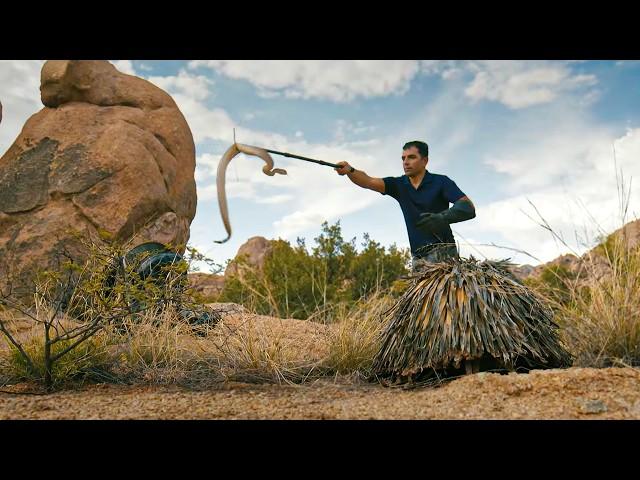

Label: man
[334,140,476,272]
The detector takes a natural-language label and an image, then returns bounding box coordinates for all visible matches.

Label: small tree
[0,232,219,390]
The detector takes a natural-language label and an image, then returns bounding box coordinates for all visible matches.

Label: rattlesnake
[215,143,287,243]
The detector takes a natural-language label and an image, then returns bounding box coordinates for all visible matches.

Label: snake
[215,143,287,243]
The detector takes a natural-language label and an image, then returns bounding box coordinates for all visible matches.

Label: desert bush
[4,325,113,386]
[0,231,221,390]
[552,233,640,367]
[524,169,640,368]
[219,221,410,320]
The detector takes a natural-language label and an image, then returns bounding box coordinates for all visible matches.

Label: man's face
[402,146,428,177]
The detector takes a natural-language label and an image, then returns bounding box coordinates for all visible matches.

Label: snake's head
[263,166,288,176]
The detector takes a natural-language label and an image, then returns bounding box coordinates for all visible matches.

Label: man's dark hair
[403,141,429,158]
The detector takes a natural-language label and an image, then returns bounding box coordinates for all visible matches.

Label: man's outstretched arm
[334,161,385,194]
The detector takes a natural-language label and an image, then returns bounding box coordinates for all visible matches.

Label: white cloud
[111,60,137,76]
[195,152,220,183]
[386,85,478,170]
[142,74,287,146]
[420,60,464,79]
[579,88,603,107]
[273,187,384,239]
[256,194,294,205]
[482,111,615,192]
[0,60,45,157]
[441,68,464,80]
[468,126,640,265]
[197,177,257,202]
[146,70,214,101]
[151,91,237,145]
[421,60,599,110]
[614,61,640,68]
[334,119,378,142]
[264,143,385,238]
[273,210,326,235]
[188,60,420,102]
[464,61,598,109]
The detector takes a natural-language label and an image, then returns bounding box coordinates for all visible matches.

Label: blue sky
[2,60,640,272]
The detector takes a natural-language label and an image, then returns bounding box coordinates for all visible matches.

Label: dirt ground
[2,367,639,419]
[2,307,639,420]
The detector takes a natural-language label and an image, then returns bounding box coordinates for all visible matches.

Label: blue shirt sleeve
[442,176,466,203]
[382,177,399,199]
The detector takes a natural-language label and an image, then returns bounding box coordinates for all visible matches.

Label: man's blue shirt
[382,171,466,256]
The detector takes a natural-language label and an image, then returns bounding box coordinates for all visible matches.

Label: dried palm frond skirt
[371,257,572,382]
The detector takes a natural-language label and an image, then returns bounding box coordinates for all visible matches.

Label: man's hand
[416,212,448,235]
[416,198,476,235]
[335,161,355,176]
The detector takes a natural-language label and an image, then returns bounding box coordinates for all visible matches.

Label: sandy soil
[2,367,639,419]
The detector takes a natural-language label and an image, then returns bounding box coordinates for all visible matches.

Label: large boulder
[507,264,536,282]
[187,236,273,300]
[224,236,273,279]
[0,60,197,303]
[531,253,581,277]
[188,272,226,301]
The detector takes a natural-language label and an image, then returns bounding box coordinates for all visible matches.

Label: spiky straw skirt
[371,257,572,380]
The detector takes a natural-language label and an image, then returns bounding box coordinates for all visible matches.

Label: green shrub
[218,221,410,319]
[5,332,113,386]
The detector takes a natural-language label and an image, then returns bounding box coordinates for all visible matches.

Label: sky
[1,60,640,272]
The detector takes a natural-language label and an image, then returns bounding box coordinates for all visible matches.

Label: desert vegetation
[1,213,639,393]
